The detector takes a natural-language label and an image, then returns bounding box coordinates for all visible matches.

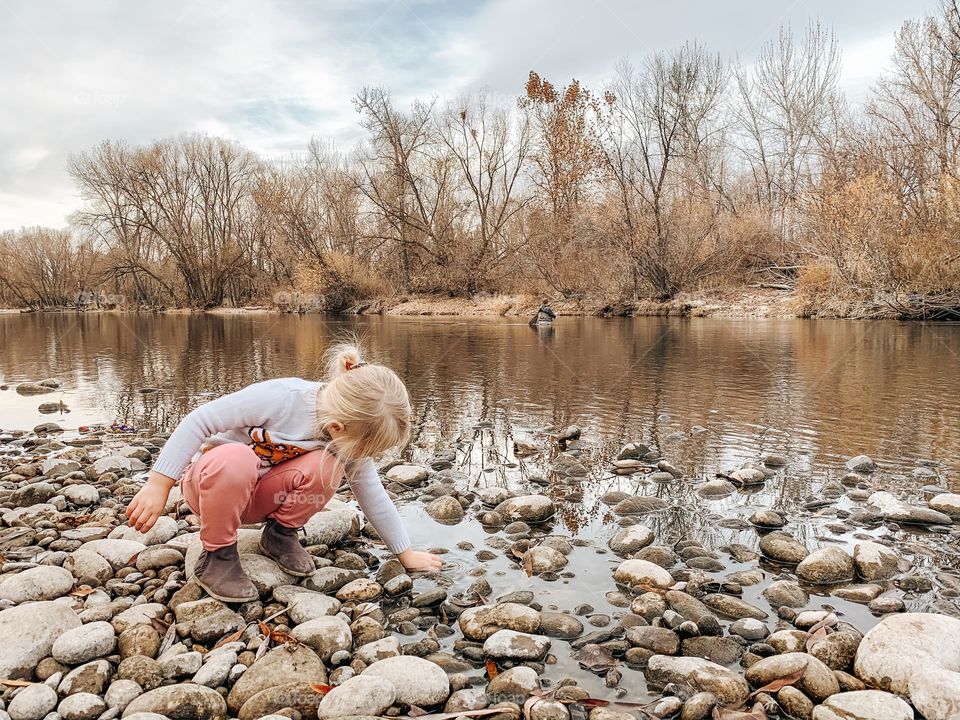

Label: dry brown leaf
[149,616,170,634]
[523,552,534,577]
[214,626,247,649]
[310,683,333,695]
[69,586,97,597]
[258,621,271,637]
[484,658,499,679]
[0,679,33,687]
[749,665,807,695]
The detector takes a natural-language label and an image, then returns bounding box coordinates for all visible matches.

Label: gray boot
[258,518,315,577]
[194,542,258,603]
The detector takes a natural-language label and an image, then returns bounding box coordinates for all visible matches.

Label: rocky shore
[0,410,959,720]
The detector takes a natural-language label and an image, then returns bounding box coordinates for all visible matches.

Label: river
[1,312,958,700]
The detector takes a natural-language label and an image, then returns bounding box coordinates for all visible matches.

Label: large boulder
[854,613,960,720]
[227,645,327,713]
[0,601,82,679]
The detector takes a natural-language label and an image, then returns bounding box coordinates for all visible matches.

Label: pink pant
[180,443,344,551]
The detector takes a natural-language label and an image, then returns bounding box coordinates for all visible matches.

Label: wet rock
[363,655,450,707]
[336,578,383,602]
[290,616,353,661]
[608,524,655,555]
[612,496,669,515]
[483,629,551,660]
[487,665,540,698]
[811,690,913,720]
[664,590,712,623]
[426,496,465,523]
[0,565,74,602]
[17,381,56,395]
[304,566,364,594]
[777,686,814,719]
[767,630,810,654]
[122,684,228,719]
[729,468,766,485]
[762,580,808,608]
[645,655,750,706]
[626,626,680,655]
[630,592,667,622]
[459,603,542,641]
[745,652,839,703]
[680,637,744,665]
[854,612,960,720]
[92,455,133,475]
[8,683,58,720]
[58,692,107,720]
[522,546,568,574]
[613,559,673,589]
[495,495,556,523]
[386,464,429,485]
[867,491,952,525]
[552,453,588,477]
[529,699,571,720]
[833,584,884,603]
[868,596,905,615]
[853,541,900,581]
[810,631,861,671]
[796,547,854,584]
[317,675,397,718]
[636,545,679,568]
[52,620,116,664]
[749,510,785,528]
[929,493,960,519]
[845,455,875,472]
[0,600,82,679]
[759,532,809,564]
[698,479,735,498]
[729,618,768,641]
[446,688,490,712]
[701,594,767,620]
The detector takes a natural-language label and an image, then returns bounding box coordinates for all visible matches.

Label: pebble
[483,629,551,659]
[608,524,655,554]
[796,546,855,584]
[57,692,107,720]
[459,603,542,641]
[613,559,674,589]
[645,655,749,706]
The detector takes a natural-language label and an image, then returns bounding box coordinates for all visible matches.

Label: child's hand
[398,549,444,572]
[126,473,175,533]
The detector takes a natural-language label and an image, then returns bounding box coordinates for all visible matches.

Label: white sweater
[152,377,411,554]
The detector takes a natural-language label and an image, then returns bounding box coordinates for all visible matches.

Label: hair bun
[325,341,364,379]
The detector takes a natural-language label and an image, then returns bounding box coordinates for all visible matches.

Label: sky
[0,0,933,230]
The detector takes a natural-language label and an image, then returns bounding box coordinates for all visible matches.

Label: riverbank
[0,415,958,718]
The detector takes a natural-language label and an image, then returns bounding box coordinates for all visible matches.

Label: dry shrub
[293,253,389,311]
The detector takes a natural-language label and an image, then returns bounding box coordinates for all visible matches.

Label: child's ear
[327,421,345,434]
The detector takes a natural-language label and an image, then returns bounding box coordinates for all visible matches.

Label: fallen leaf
[0,679,33,687]
[214,626,247,649]
[69,586,97,598]
[484,658,499,679]
[149,616,170,634]
[576,698,610,709]
[255,640,270,660]
[409,706,428,717]
[258,621,271,638]
[310,683,333,695]
[749,665,806,695]
[523,552,534,577]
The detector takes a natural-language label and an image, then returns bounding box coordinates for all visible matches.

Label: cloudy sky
[0,0,931,229]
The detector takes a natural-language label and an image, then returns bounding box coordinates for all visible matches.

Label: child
[126,342,442,602]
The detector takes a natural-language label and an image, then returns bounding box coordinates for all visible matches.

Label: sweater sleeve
[348,459,411,555]
[151,381,279,480]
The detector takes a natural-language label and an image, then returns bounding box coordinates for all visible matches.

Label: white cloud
[0,0,927,229]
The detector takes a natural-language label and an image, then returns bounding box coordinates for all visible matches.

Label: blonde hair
[317,340,411,461]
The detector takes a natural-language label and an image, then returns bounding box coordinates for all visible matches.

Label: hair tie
[345,360,368,371]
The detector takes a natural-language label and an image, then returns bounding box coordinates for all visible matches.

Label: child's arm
[349,459,442,571]
[126,381,275,532]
